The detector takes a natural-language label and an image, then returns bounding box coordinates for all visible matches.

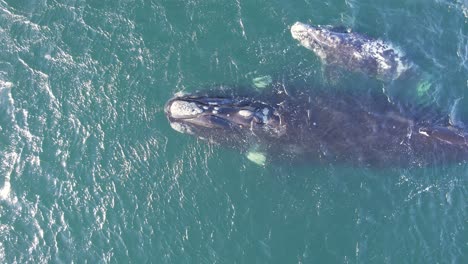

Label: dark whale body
[165,88,468,167]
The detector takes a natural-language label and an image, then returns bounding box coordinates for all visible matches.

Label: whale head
[165,93,285,144]
[291,21,347,61]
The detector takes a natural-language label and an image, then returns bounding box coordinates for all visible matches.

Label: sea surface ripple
[0,0,466,263]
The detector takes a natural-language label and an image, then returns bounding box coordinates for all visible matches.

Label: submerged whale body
[291,22,411,81]
[165,89,468,167]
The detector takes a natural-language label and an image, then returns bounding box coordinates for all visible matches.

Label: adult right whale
[291,21,411,81]
[165,88,468,167]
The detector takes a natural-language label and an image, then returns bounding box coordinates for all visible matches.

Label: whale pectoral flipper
[246,150,267,166]
[252,75,273,89]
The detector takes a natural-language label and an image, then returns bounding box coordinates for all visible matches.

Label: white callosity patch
[291,22,313,43]
[362,41,393,70]
[361,40,409,79]
[169,101,203,118]
[290,22,312,48]
[291,22,329,60]
[238,109,253,117]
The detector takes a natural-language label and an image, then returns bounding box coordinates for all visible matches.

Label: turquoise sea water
[0,0,467,263]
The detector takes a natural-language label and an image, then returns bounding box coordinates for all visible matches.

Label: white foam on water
[0,81,16,202]
[0,78,42,204]
[174,91,187,97]
[0,5,39,31]
[456,28,467,71]
[0,2,139,262]
[235,0,246,39]
[0,13,54,262]
[17,57,60,108]
[0,152,16,200]
[0,242,4,263]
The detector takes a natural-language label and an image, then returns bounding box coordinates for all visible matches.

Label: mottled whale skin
[291,22,411,81]
[165,89,468,167]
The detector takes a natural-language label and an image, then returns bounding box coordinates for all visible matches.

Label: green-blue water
[0,0,467,263]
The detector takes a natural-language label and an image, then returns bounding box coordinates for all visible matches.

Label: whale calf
[291,22,411,81]
[165,88,468,167]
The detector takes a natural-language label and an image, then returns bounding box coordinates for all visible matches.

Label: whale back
[252,89,468,167]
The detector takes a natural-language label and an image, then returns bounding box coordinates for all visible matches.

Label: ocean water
[0,0,467,263]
